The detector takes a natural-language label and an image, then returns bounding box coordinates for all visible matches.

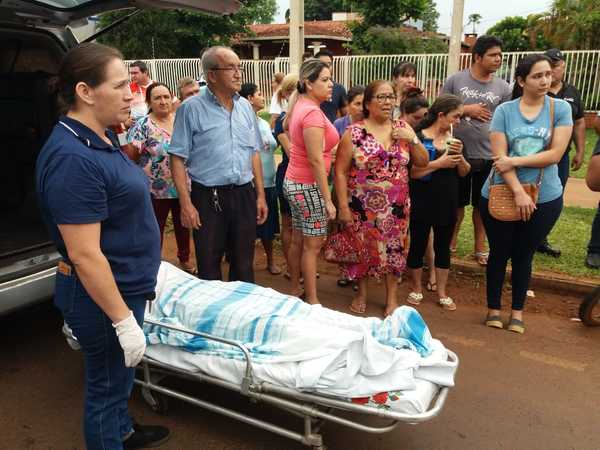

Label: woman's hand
[392,120,417,142]
[436,151,461,169]
[514,190,536,221]
[447,138,463,155]
[492,155,515,173]
[337,206,353,225]
[325,200,337,221]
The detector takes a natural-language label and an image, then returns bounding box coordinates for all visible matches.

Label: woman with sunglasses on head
[479,54,573,333]
[335,80,428,317]
[127,82,195,275]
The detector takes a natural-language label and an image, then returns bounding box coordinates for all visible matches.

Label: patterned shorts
[283,179,328,237]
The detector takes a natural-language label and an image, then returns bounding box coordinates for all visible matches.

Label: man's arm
[586,152,600,192]
[252,152,268,224]
[571,117,586,170]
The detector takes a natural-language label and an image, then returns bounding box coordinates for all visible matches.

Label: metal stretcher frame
[136,318,457,450]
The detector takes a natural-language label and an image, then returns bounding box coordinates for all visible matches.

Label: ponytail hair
[401,87,429,115]
[283,58,329,130]
[415,94,462,133]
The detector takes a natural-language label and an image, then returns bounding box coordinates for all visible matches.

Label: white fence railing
[127,50,600,111]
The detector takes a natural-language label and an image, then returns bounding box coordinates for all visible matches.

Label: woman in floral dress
[127,82,195,273]
[334,80,428,316]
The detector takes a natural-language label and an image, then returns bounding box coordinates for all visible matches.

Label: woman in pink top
[283,59,339,304]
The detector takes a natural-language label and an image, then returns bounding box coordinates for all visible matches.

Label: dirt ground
[1,232,599,450]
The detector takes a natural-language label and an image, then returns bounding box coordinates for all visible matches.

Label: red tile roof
[244,21,353,40]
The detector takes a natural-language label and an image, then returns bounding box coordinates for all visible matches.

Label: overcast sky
[274,0,553,35]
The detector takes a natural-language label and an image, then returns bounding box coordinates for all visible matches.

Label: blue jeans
[54,271,146,450]
[480,196,563,311]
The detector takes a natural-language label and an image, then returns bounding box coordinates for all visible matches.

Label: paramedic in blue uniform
[35,43,169,450]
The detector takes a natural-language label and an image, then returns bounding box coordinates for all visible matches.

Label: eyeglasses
[210,66,245,74]
[374,94,397,103]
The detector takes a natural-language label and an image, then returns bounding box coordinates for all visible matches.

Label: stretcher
[135,315,458,450]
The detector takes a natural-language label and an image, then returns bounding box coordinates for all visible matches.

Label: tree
[97,0,277,59]
[304,0,349,21]
[421,0,440,32]
[365,26,447,54]
[467,13,482,34]
[534,0,600,49]
[354,0,430,28]
[486,15,550,51]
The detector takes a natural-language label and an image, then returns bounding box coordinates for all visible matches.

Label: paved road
[1,265,599,450]
[564,177,599,209]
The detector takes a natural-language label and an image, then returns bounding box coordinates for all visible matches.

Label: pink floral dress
[340,122,411,280]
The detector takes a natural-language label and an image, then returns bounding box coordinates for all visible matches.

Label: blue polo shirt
[36,116,161,296]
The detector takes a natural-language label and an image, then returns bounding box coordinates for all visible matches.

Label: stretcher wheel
[141,387,169,415]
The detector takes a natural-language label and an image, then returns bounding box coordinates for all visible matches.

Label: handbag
[322,223,365,264]
[487,98,554,222]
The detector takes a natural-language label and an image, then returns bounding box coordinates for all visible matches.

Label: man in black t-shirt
[585,128,600,269]
[537,48,587,257]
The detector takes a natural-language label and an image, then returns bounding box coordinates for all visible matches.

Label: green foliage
[421,0,440,32]
[354,0,429,28]
[304,0,349,21]
[97,0,277,59]
[538,0,600,49]
[486,15,550,51]
[350,24,447,55]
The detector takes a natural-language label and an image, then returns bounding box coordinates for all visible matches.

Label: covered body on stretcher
[143,262,458,415]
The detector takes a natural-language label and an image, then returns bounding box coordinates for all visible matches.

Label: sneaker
[585,253,600,269]
[537,239,561,257]
[123,422,171,449]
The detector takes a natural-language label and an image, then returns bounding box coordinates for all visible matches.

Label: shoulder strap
[536,97,555,186]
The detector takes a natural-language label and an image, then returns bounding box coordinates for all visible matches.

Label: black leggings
[480,196,563,311]
[407,220,455,270]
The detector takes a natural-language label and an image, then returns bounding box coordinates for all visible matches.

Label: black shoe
[585,253,600,269]
[537,240,561,257]
[123,422,171,449]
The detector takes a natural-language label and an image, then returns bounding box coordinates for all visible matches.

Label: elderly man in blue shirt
[169,46,268,283]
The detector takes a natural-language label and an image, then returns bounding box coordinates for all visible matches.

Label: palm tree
[467,13,482,34]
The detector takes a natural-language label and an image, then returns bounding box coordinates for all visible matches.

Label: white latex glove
[112,311,146,367]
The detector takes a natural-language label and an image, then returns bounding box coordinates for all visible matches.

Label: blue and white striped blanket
[144,262,456,395]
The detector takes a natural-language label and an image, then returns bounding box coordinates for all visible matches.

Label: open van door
[0,0,241,28]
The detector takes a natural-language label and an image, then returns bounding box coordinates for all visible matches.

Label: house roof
[237,20,465,47]
[240,21,353,42]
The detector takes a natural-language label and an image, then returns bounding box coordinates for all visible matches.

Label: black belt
[192,181,252,191]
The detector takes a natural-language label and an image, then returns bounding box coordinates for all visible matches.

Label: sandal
[406,292,423,306]
[268,265,282,275]
[439,297,457,311]
[475,251,489,266]
[181,263,198,275]
[349,299,367,314]
[337,278,350,287]
[507,318,525,334]
[485,314,503,329]
[426,281,437,292]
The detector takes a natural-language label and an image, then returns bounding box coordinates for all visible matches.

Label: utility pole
[447,0,465,76]
[289,0,304,74]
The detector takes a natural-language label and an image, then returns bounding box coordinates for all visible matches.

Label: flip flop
[475,251,489,266]
[485,314,503,329]
[181,264,198,275]
[426,281,437,292]
[507,318,525,334]
[337,279,351,287]
[439,297,457,311]
[406,292,423,306]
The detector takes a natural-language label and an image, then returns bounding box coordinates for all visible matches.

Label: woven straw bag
[487,98,554,222]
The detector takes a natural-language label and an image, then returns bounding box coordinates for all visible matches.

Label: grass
[455,205,598,279]
[568,129,597,179]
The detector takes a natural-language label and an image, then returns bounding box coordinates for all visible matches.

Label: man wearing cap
[536,48,586,257]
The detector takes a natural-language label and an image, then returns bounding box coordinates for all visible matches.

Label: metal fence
[127,50,600,111]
